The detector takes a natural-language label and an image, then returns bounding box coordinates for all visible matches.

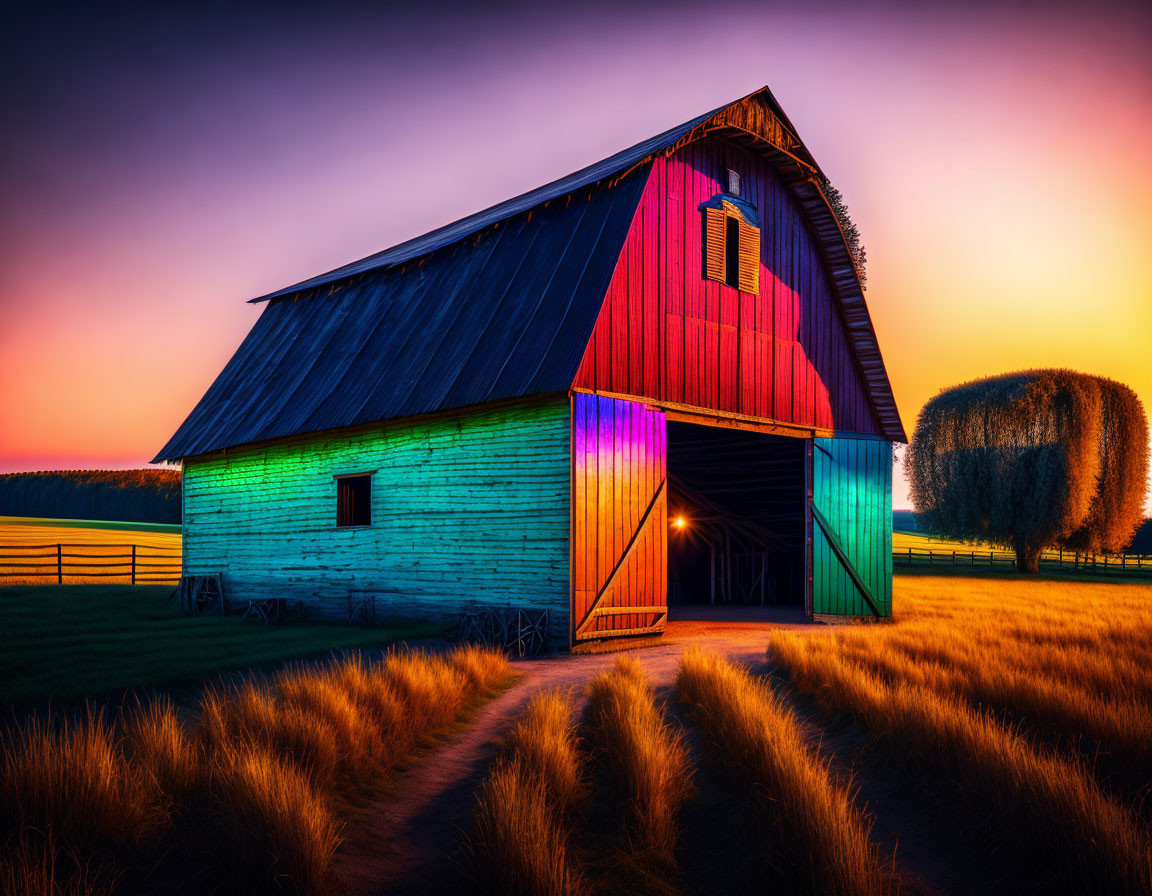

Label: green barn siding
[182,398,571,644]
[812,436,893,618]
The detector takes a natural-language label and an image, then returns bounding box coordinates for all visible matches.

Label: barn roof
[155,87,903,462]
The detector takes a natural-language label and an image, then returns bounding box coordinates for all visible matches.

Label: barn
[155,87,905,648]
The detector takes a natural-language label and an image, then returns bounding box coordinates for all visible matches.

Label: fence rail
[894,546,1152,576]
[0,543,182,584]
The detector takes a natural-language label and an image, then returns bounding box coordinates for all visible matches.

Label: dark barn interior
[667,422,806,612]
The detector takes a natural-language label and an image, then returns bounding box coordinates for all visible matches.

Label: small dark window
[337,475,371,527]
[724,216,740,288]
[726,168,741,196]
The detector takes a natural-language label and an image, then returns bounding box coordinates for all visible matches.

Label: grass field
[891,527,1144,556]
[1,646,513,895]
[0,585,445,706]
[771,576,1152,894]
[4,572,1150,893]
[466,576,1152,894]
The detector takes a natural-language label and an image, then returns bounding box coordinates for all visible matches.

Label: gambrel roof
[155,87,904,462]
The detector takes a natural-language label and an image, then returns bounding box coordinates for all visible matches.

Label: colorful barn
[155,87,905,648]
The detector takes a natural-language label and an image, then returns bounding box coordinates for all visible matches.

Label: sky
[1,0,1150,511]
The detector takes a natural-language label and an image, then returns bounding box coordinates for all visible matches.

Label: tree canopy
[908,370,1148,572]
[822,181,867,289]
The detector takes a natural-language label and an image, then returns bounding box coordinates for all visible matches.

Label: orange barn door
[571,393,667,643]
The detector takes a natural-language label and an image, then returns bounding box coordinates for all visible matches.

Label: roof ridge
[250,88,776,304]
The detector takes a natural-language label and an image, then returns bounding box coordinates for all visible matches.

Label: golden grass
[584,655,691,856]
[0,711,168,857]
[122,698,203,808]
[0,830,118,896]
[1,645,512,895]
[0,517,181,585]
[802,578,1152,801]
[770,576,1152,895]
[500,690,584,811]
[467,690,585,896]
[677,648,888,896]
[211,747,342,895]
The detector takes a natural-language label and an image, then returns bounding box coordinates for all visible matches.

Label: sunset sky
[1,0,1149,511]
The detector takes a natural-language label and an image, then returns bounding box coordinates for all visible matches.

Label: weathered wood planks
[811,436,893,618]
[182,397,572,645]
[573,137,879,438]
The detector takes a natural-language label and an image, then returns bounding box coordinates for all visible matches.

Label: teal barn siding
[811,436,893,618]
[182,397,571,644]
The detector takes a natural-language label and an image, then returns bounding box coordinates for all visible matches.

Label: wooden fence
[894,546,1152,577]
[0,543,182,584]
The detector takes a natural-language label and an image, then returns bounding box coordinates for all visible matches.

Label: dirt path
[338,619,815,894]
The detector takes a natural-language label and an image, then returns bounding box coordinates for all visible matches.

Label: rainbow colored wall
[182,397,572,643]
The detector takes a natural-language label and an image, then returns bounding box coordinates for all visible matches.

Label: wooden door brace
[811,504,882,618]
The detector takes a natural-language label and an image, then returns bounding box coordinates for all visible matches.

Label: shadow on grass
[0,585,445,710]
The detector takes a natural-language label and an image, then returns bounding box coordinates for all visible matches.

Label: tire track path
[339,621,816,894]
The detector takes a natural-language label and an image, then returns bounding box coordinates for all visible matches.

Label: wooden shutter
[737,222,760,294]
[704,207,727,283]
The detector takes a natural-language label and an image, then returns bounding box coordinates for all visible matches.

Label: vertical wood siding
[574,137,879,436]
[182,398,572,645]
[571,394,667,640]
[812,436,893,617]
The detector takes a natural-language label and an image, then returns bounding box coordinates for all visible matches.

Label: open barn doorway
[666,422,807,621]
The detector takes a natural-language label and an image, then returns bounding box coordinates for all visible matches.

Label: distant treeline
[0,469,181,524]
[895,509,1152,554]
[892,509,920,533]
[1129,518,1152,554]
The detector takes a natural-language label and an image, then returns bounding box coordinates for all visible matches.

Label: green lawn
[0,585,444,706]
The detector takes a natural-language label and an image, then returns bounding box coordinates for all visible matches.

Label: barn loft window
[726,168,741,196]
[336,474,372,527]
[701,194,761,294]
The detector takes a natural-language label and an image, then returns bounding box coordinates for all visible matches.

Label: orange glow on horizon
[1,5,1149,513]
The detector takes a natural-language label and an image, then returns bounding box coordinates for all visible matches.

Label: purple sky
[2,0,1150,510]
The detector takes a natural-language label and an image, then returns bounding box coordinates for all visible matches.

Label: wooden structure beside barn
[156,87,905,648]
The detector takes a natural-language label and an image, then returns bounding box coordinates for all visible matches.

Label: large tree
[908,370,1148,572]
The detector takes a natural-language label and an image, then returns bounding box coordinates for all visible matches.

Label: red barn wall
[573,137,880,436]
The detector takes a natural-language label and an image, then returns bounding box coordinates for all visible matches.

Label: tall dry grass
[798,578,1152,806]
[0,830,119,896]
[677,648,889,896]
[0,710,169,859]
[0,710,164,896]
[829,630,1152,800]
[210,746,342,895]
[584,655,691,856]
[1,644,512,895]
[770,577,1152,894]
[467,690,585,896]
[123,697,203,807]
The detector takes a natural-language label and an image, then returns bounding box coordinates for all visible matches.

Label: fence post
[57,544,62,584]
[131,545,137,585]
